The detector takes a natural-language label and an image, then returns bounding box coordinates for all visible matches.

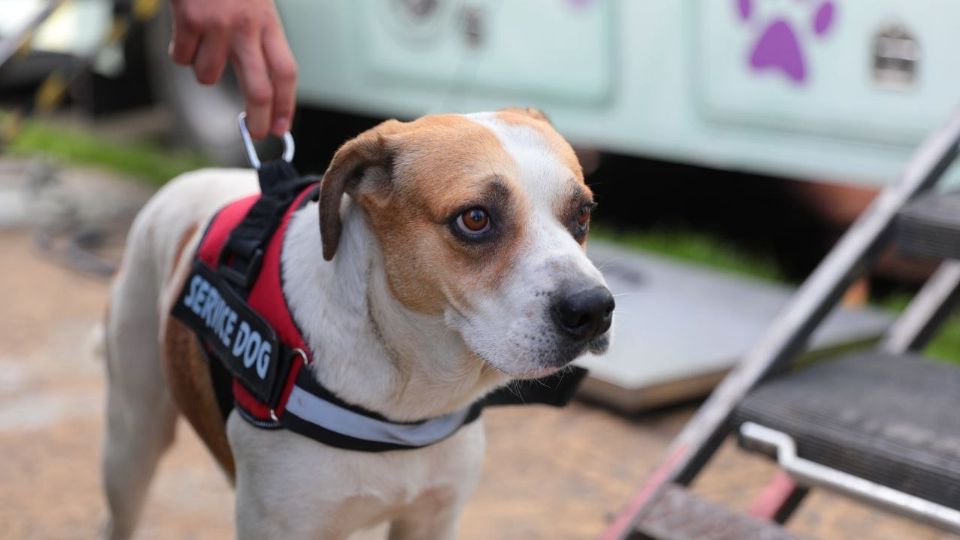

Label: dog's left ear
[499,107,552,124]
[319,120,403,261]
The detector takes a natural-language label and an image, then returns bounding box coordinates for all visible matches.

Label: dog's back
[102,169,257,538]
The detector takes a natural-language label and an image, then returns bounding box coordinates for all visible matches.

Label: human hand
[168,0,298,139]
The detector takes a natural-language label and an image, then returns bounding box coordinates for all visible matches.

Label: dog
[102,108,614,539]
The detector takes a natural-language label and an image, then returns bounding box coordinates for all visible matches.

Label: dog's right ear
[318,120,403,261]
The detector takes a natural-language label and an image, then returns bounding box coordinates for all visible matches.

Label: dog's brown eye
[577,204,592,227]
[457,208,490,233]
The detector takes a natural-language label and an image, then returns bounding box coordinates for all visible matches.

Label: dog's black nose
[551,286,615,342]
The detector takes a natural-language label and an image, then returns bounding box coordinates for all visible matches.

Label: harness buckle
[238,112,295,170]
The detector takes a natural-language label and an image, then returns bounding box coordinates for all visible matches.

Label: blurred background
[1,1,959,539]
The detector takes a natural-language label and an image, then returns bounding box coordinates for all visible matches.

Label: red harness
[194,183,317,424]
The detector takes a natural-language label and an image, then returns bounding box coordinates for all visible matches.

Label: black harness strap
[206,160,314,422]
[219,161,317,290]
[207,345,236,422]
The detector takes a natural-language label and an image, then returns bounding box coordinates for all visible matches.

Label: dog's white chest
[228,412,487,537]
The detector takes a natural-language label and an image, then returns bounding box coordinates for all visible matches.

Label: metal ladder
[602,107,960,540]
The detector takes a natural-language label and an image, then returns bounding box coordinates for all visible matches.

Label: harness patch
[172,261,287,406]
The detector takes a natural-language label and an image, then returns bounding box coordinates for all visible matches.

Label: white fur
[456,113,610,377]
[103,169,259,539]
[102,114,612,540]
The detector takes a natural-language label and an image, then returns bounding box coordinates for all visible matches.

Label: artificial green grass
[5,117,209,186]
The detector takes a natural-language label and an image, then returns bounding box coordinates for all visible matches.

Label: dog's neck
[282,199,507,421]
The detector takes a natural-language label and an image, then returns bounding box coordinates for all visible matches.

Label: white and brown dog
[102,109,614,539]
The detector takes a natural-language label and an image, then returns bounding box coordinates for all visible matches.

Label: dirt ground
[0,171,954,539]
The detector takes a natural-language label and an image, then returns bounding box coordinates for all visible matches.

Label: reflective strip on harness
[284,384,472,447]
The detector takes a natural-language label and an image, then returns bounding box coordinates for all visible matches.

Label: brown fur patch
[353,115,528,315]
[160,224,236,479]
[162,318,235,478]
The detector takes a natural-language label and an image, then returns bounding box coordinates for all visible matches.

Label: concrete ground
[0,162,953,539]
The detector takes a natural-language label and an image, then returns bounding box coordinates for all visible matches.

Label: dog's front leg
[229,415,393,540]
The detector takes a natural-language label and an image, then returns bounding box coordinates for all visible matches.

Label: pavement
[0,158,953,539]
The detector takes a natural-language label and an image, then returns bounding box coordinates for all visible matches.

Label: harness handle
[238,112,295,170]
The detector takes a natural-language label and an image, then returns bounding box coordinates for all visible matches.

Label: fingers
[169,15,200,66]
[192,27,230,85]
[262,24,298,136]
[166,0,299,141]
[233,31,273,139]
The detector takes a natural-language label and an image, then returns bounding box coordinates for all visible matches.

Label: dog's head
[319,109,613,378]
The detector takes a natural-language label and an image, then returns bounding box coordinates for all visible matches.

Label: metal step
[632,484,802,540]
[896,189,960,260]
[733,351,960,518]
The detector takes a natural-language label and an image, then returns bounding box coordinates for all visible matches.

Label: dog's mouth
[507,364,566,381]
[553,323,612,360]
[472,327,611,380]
[471,349,555,380]
[587,332,611,355]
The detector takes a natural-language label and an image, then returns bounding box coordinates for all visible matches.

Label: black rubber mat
[896,189,960,260]
[733,351,960,510]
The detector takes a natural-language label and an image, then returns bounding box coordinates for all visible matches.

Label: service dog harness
[171,115,587,452]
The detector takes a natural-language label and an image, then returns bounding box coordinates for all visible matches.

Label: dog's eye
[577,204,593,227]
[574,202,596,237]
[456,207,491,235]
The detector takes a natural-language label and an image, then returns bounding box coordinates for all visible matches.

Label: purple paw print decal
[737,0,836,84]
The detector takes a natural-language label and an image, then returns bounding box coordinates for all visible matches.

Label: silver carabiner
[238,112,295,170]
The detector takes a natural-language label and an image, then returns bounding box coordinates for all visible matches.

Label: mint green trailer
[280,0,960,187]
